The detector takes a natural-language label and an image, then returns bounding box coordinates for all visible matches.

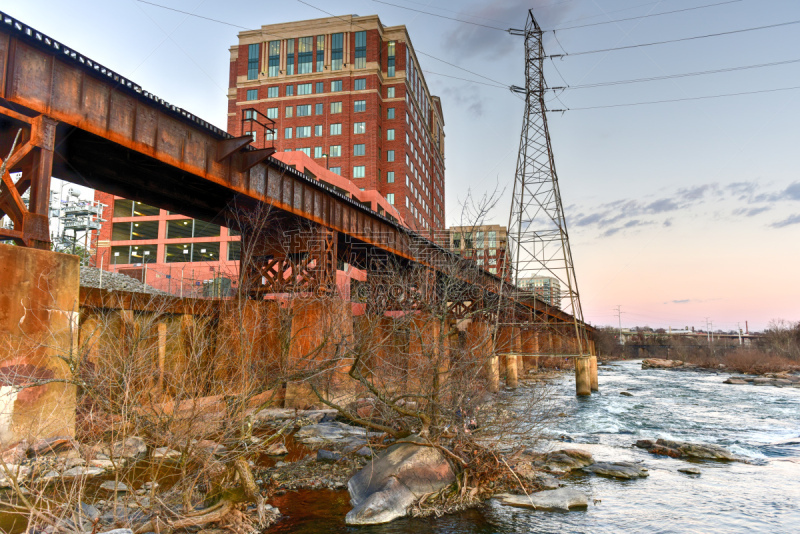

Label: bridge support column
[486,355,500,393]
[506,354,519,389]
[575,356,592,396]
[0,244,78,446]
[590,355,599,392]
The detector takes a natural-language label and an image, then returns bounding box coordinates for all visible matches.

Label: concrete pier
[590,355,599,392]
[0,244,79,446]
[575,356,592,396]
[506,354,519,389]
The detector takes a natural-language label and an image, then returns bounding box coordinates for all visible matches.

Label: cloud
[443,0,574,60]
[770,214,800,228]
[646,198,681,214]
[663,219,673,227]
[784,182,800,201]
[732,206,770,217]
[677,184,713,201]
[672,299,690,304]
[441,84,484,116]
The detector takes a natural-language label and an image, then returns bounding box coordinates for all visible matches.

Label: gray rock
[678,467,701,475]
[723,378,748,385]
[656,439,739,461]
[317,449,342,462]
[346,435,455,525]
[80,266,166,295]
[98,530,134,534]
[753,377,774,385]
[356,446,373,457]
[534,449,594,474]
[773,379,792,386]
[295,422,367,444]
[99,481,129,492]
[62,466,105,478]
[582,462,649,479]
[533,473,561,490]
[152,447,181,460]
[111,437,147,460]
[495,488,589,512]
[620,391,634,396]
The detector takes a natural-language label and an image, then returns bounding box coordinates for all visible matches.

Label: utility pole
[500,10,589,360]
[615,305,623,345]
[704,317,711,347]
[737,322,743,345]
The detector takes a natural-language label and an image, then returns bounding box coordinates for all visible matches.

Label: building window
[387,107,395,119]
[354,31,366,69]
[331,33,343,70]
[314,125,323,136]
[387,171,395,183]
[331,80,342,92]
[354,122,366,134]
[286,38,295,75]
[298,36,313,74]
[353,165,366,178]
[331,101,342,114]
[329,145,341,157]
[387,40,395,77]
[316,35,325,72]
[314,146,323,158]
[298,147,311,156]
[285,106,293,118]
[387,150,394,162]
[268,40,280,77]
[246,89,258,101]
[387,129,395,140]
[245,130,256,142]
[112,221,160,241]
[285,127,293,139]
[353,144,365,156]
[330,166,341,175]
[298,83,312,95]
[387,87,395,98]
[267,86,278,98]
[330,123,341,135]
[266,128,277,141]
[113,199,160,217]
[247,43,259,80]
[286,85,294,96]
[354,78,366,91]
[315,103,323,115]
[297,126,311,138]
[166,219,221,239]
[316,81,324,93]
[266,107,278,119]
[387,193,395,205]
[354,100,366,112]
[297,104,311,117]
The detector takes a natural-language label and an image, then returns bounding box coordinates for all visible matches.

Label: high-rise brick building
[227,15,446,235]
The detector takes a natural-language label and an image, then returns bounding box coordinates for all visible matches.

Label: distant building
[518,276,561,307]
[447,224,508,278]
[227,14,446,236]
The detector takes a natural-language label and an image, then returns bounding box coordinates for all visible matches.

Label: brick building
[447,224,509,279]
[227,14,446,236]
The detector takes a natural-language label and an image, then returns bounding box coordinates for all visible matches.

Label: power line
[551,0,742,31]
[548,84,800,111]
[136,0,249,30]
[422,70,508,89]
[549,18,800,58]
[370,0,508,31]
[547,57,800,91]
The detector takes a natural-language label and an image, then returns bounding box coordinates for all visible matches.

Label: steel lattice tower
[503,10,588,355]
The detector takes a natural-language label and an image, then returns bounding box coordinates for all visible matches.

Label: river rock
[317,449,342,462]
[152,447,181,460]
[642,359,683,369]
[62,466,106,478]
[495,488,589,512]
[534,449,594,474]
[1,442,27,464]
[581,462,648,479]
[295,422,367,444]
[678,467,701,475]
[620,391,634,396]
[346,435,455,525]
[265,442,289,456]
[111,437,147,460]
[637,438,742,461]
[99,481,129,492]
[723,378,748,385]
[28,437,75,457]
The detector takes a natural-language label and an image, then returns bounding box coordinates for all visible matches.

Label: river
[270,359,800,533]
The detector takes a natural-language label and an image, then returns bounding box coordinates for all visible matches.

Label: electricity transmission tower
[502,10,589,356]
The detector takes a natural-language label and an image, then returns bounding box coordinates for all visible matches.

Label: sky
[6,0,799,332]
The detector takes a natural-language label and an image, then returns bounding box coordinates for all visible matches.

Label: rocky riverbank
[641,358,800,388]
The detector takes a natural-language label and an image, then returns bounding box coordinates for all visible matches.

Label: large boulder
[641,359,683,370]
[636,438,742,461]
[495,488,588,512]
[345,435,456,525]
[581,461,648,479]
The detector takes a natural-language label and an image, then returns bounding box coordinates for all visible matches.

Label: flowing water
[271,360,800,533]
